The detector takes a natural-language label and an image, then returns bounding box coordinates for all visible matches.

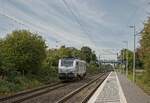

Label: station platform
[88,71,150,103]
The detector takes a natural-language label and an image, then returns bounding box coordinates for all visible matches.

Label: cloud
[0,0,149,59]
[0,0,94,45]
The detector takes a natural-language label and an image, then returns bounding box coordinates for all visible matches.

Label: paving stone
[95,72,121,103]
[117,73,150,103]
[89,72,150,103]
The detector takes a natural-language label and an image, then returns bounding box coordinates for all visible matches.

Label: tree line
[140,18,150,83]
[0,30,99,93]
[118,18,150,93]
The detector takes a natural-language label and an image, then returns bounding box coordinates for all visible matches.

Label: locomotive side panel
[75,60,86,78]
[58,58,86,80]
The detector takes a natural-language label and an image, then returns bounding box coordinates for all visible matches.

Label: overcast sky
[0,0,149,59]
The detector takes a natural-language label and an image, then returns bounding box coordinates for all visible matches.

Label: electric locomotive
[58,57,86,80]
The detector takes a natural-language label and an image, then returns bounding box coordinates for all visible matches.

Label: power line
[0,10,49,36]
[61,0,96,47]
[0,11,29,29]
[0,5,85,48]
[73,1,100,49]
[68,0,124,56]
[126,0,149,26]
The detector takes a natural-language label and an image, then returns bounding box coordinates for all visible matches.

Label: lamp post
[129,25,136,82]
[122,49,125,74]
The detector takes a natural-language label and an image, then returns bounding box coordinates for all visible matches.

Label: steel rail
[81,73,108,103]
[56,73,108,103]
[0,82,65,103]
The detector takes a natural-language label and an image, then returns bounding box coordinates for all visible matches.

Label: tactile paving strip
[95,72,121,103]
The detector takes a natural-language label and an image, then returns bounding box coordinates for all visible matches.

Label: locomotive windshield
[61,59,74,67]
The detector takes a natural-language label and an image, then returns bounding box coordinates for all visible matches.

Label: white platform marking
[87,72,127,103]
[87,72,112,103]
[116,72,127,103]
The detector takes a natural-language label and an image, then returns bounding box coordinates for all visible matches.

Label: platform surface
[88,72,126,103]
[117,73,150,103]
[88,71,150,103]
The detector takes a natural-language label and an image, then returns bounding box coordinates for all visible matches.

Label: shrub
[0,30,47,75]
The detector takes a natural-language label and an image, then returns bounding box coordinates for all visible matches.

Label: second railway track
[0,73,109,103]
[56,73,109,103]
[0,82,66,103]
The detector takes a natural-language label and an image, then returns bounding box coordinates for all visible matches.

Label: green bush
[0,80,12,94]
[0,30,47,75]
[37,62,58,83]
[0,30,101,94]
[87,63,100,74]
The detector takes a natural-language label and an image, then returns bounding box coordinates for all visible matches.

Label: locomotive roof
[61,57,86,63]
[62,57,78,60]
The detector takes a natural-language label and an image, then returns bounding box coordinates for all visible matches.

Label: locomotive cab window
[76,62,79,66]
[61,59,74,67]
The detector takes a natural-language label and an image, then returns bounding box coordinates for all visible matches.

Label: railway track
[0,73,108,103]
[0,82,66,103]
[56,73,109,103]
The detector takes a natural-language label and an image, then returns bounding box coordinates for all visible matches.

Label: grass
[127,71,150,95]
[0,67,60,95]
[0,76,42,95]
[0,64,104,95]
[0,77,60,96]
[136,74,150,95]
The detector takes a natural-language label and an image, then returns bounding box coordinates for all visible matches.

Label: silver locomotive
[58,58,86,80]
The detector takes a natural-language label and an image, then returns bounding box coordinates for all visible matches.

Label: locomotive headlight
[68,69,75,73]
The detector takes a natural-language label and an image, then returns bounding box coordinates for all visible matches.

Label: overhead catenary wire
[0,1,92,48]
[61,0,96,48]
[0,1,56,35]
[0,10,50,38]
[66,0,125,57]
[68,0,96,44]
[127,0,149,24]
[0,11,30,31]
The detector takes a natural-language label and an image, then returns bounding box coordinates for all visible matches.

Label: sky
[0,0,149,60]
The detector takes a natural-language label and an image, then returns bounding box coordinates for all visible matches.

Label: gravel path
[117,73,150,103]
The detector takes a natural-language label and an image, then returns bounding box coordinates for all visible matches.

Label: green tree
[46,49,60,67]
[118,49,133,70]
[80,46,92,63]
[44,46,79,67]
[91,51,97,62]
[135,48,143,69]
[70,47,80,58]
[140,18,150,82]
[0,39,3,78]
[58,46,73,58]
[0,30,47,76]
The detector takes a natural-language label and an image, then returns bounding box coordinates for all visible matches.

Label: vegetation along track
[0,73,108,103]
[56,73,109,103]
[19,74,104,103]
[0,82,66,103]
